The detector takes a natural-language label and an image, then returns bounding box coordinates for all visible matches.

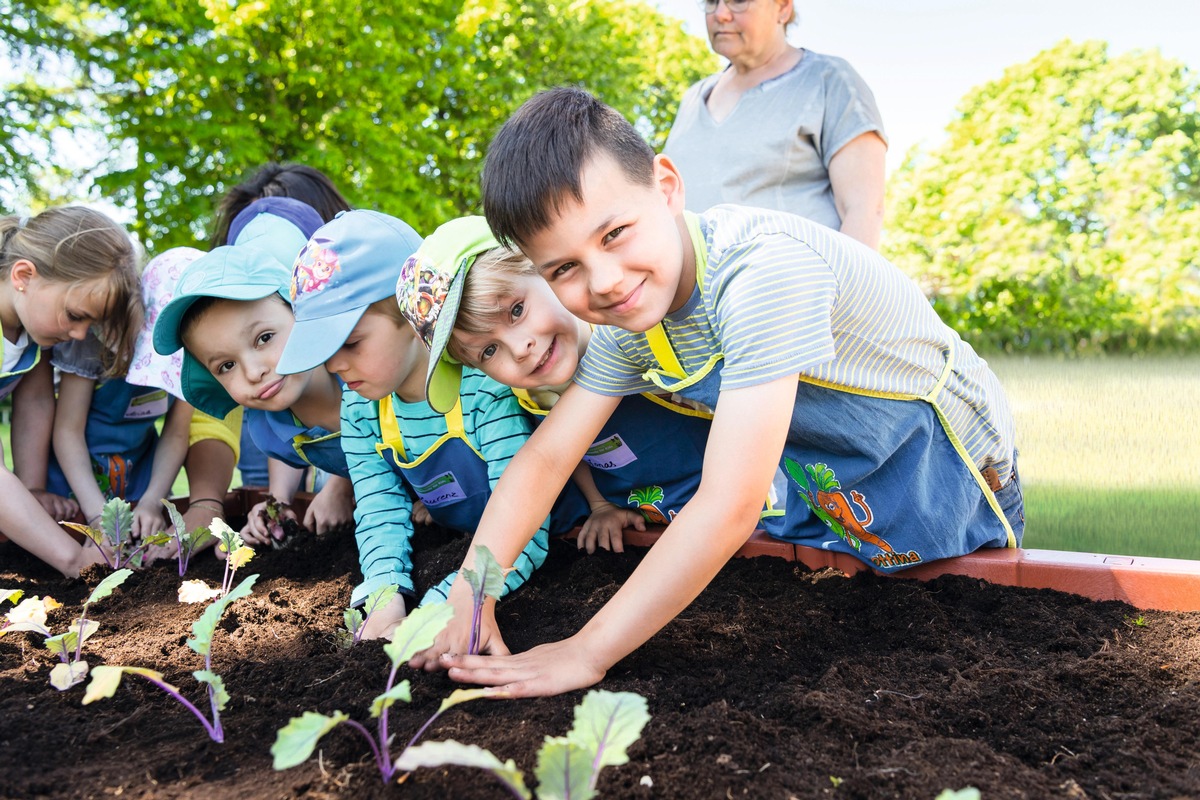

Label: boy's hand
[358,594,408,641]
[411,499,433,527]
[130,501,166,541]
[409,579,510,671]
[302,477,354,534]
[32,490,79,522]
[241,499,294,545]
[577,501,644,554]
[442,634,607,698]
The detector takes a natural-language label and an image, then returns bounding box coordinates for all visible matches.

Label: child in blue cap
[152,198,355,544]
[275,209,580,641]
[419,88,1024,697]
[399,216,787,555]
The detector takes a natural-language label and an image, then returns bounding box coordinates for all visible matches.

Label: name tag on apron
[583,434,638,471]
[125,389,168,420]
[413,471,468,507]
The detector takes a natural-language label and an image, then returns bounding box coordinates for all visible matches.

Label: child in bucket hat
[395,217,782,559]
[152,199,355,547]
[275,209,576,641]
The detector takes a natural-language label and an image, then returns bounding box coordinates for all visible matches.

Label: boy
[418,87,1023,696]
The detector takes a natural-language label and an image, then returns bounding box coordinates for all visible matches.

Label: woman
[664,0,887,248]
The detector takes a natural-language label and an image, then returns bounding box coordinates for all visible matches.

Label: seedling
[1,588,22,607]
[82,573,259,743]
[161,499,215,576]
[339,584,401,649]
[0,570,133,690]
[175,520,254,603]
[395,689,651,800]
[262,495,291,549]
[63,498,171,569]
[460,545,506,655]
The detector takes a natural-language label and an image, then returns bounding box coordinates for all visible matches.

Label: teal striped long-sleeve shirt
[340,368,551,606]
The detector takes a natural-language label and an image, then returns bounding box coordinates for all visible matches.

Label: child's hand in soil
[577,501,644,554]
[410,578,510,671]
[130,500,166,541]
[32,489,79,522]
[302,476,354,534]
[241,499,294,546]
[411,499,433,526]
[357,594,409,641]
[442,634,607,698]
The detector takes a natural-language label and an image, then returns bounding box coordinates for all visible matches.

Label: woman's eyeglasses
[698,0,756,13]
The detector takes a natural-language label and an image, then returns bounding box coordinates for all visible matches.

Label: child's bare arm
[571,462,644,554]
[409,385,621,670]
[441,375,797,697]
[50,371,104,523]
[131,399,192,538]
[17,359,78,520]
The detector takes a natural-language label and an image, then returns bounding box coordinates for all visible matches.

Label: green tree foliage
[885,40,1200,353]
[0,0,714,248]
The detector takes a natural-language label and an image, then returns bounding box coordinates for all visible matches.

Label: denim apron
[635,218,1020,571]
[48,379,169,502]
[246,408,348,478]
[0,339,40,401]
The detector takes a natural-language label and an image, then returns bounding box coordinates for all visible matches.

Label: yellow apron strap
[378,394,406,461]
[683,210,708,292]
[644,325,687,380]
[922,343,956,404]
[445,397,465,437]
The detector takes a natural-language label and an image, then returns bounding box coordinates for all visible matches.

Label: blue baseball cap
[276,209,423,375]
[152,246,291,418]
[227,196,324,264]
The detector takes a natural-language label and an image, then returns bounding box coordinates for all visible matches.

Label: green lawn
[3,354,1197,559]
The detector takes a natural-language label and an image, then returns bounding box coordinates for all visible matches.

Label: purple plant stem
[73,608,91,664]
[134,674,223,743]
[342,718,389,780]
[468,589,483,656]
[377,662,403,779]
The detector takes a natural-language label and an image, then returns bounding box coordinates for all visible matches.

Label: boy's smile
[522,153,696,332]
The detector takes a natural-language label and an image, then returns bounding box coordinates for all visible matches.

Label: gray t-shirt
[664,50,886,230]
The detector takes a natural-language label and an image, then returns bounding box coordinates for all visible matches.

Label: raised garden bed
[2,493,1198,799]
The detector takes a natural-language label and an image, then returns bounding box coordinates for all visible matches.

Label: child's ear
[9,259,37,293]
[652,154,687,215]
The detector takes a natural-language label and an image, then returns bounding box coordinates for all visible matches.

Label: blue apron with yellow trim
[635,218,1022,571]
[0,339,41,401]
[47,378,169,502]
[246,408,348,478]
[516,390,718,528]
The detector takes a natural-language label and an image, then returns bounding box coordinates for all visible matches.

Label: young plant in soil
[338,583,401,649]
[62,498,171,569]
[161,499,215,576]
[396,689,651,800]
[178,520,255,604]
[82,573,259,743]
[0,570,133,690]
[461,545,505,655]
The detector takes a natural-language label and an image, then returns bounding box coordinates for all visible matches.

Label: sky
[650,0,1200,175]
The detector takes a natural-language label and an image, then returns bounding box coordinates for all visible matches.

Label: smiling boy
[419,87,1023,697]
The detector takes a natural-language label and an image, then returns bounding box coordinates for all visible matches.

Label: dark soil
[2,519,1198,800]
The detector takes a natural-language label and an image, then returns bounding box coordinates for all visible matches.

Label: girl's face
[12,273,110,347]
[183,296,312,412]
[451,275,583,390]
[325,307,427,401]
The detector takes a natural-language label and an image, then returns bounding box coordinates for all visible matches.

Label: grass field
[3,355,1198,559]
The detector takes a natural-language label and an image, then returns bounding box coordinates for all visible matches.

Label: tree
[0,0,714,248]
[884,39,1200,353]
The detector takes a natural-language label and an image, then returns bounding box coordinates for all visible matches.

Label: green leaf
[382,602,454,669]
[100,499,134,547]
[394,740,530,799]
[271,711,350,770]
[194,669,229,712]
[368,678,412,718]
[61,522,104,548]
[188,573,258,657]
[344,607,364,635]
[140,532,173,547]
[0,589,23,606]
[461,545,506,603]
[436,687,504,715]
[533,736,597,800]
[83,665,171,705]
[72,619,100,647]
[161,498,188,537]
[363,584,400,619]
[85,568,133,606]
[566,691,650,770]
[186,527,216,551]
[50,660,89,691]
[44,630,79,657]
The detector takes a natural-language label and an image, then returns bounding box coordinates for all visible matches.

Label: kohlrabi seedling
[396,689,651,800]
[161,499,214,577]
[460,545,506,656]
[175,520,254,604]
[63,497,171,569]
[339,584,401,649]
[82,573,258,743]
[0,570,133,690]
[272,601,480,783]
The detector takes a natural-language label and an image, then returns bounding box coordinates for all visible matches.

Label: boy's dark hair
[482,87,656,248]
[210,163,351,248]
